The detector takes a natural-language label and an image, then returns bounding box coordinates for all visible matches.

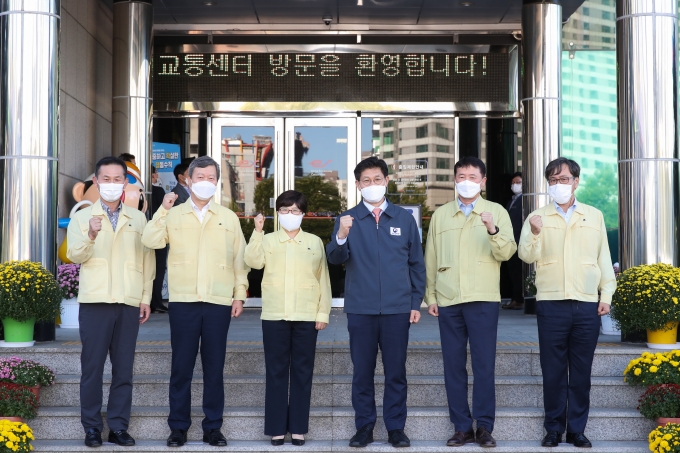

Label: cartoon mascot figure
[57,162,148,263]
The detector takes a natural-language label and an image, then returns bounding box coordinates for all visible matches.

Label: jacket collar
[277,227,305,244]
[450,196,486,216]
[90,199,130,231]
[545,198,582,216]
[357,199,396,220]
[178,198,217,215]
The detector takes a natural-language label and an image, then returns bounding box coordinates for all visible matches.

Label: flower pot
[647,322,680,350]
[59,297,79,329]
[28,385,41,403]
[0,416,23,423]
[34,321,55,342]
[600,313,620,336]
[657,417,680,427]
[0,318,35,347]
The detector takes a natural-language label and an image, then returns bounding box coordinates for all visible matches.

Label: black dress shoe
[541,431,562,447]
[349,423,374,448]
[388,429,411,448]
[108,430,135,446]
[152,306,168,314]
[566,432,592,448]
[291,438,305,446]
[203,429,228,446]
[84,428,102,448]
[271,437,285,446]
[446,429,475,447]
[475,427,496,448]
[167,429,188,447]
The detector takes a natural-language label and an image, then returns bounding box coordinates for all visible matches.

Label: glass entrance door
[211,116,358,304]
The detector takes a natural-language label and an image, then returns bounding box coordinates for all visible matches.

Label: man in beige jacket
[425,156,516,448]
[518,157,616,449]
[67,156,155,448]
[142,156,249,448]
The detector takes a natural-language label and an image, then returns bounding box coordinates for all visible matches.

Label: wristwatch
[488,226,499,236]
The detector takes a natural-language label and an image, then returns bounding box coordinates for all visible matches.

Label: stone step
[41,374,643,409]
[29,406,654,442]
[5,345,642,377]
[31,439,649,453]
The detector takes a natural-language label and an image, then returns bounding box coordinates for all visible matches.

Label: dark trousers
[168,302,232,432]
[508,253,524,304]
[438,302,499,433]
[150,246,168,311]
[79,303,140,433]
[262,320,319,436]
[347,313,411,432]
[537,300,600,434]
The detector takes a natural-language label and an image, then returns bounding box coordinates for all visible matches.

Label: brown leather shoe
[475,427,496,448]
[446,430,475,447]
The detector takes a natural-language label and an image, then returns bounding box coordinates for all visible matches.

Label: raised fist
[338,215,354,240]
[529,215,543,236]
[254,213,265,233]
[162,192,178,210]
[88,216,102,240]
[480,212,495,234]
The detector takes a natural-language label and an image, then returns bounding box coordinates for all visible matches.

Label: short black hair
[173,163,189,179]
[119,153,135,163]
[354,156,388,181]
[545,157,580,180]
[276,190,308,213]
[512,171,522,179]
[454,156,486,178]
[188,156,220,180]
[151,166,157,174]
[95,156,128,178]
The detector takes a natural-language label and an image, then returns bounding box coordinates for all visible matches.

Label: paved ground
[52,305,624,347]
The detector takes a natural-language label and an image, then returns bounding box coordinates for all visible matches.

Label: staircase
[5,342,652,452]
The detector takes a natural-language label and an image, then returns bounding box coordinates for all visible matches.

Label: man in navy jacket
[327,157,426,448]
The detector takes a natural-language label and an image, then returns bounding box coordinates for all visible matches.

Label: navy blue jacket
[326,201,426,314]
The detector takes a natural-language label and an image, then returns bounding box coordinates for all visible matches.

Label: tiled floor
[53,304,624,347]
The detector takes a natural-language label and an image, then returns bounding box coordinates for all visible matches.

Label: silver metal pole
[617,0,679,268]
[521,0,562,308]
[0,0,60,273]
[112,0,153,208]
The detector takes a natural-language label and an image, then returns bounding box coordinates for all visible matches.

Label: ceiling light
[203,1,216,5]
[460,1,473,6]
[357,0,363,4]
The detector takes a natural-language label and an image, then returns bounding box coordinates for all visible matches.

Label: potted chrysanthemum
[56,263,80,328]
[0,383,37,422]
[0,419,35,453]
[611,263,680,349]
[0,261,62,347]
[0,357,55,403]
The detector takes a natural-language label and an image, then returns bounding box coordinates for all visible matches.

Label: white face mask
[190,180,217,201]
[97,182,124,203]
[361,184,387,203]
[548,183,574,204]
[456,180,482,199]
[511,183,522,195]
[279,213,303,232]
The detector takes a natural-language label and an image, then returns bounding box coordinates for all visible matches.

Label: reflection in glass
[220,126,277,297]
[293,126,348,297]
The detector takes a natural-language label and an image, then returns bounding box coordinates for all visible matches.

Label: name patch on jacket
[390,227,401,236]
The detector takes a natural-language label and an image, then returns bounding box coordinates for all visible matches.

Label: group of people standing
[66,153,615,449]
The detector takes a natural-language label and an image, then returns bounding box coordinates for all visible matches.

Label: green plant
[0,357,55,387]
[0,383,37,420]
[623,351,680,386]
[638,384,680,420]
[0,261,62,322]
[611,263,680,333]
[649,423,680,453]
[524,271,536,296]
[0,419,35,453]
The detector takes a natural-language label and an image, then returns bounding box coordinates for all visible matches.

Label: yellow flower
[634,368,642,376]
[654,359,662,366]
[650,366,659,373]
